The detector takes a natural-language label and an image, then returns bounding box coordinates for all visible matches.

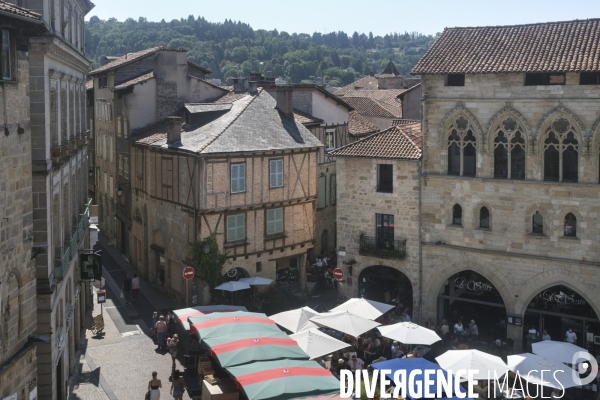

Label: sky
[86,0,600,36]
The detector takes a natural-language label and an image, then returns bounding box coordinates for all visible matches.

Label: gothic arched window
[493,117,525,179]
[564,213,576,237]
[543,118,578,182]
[479,207,490,229]
[452,204,463,226]
[447,116,476,177]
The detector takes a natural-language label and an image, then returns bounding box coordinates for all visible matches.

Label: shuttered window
[317,175,326,209]
[266,208,284,235]
[330,174,336,205]
[226,213,246,242]
[230,163,246,193]
[269,159,283,188]
[136,148,143,178]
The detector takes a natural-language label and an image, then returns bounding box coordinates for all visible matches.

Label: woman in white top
[454,321,464,334]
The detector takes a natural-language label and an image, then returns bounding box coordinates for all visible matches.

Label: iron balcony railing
[54,199,92,281]
[359,234,406,259]
[54,246,70,280]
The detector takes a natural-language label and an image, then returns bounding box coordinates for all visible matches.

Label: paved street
[68,234,195,400]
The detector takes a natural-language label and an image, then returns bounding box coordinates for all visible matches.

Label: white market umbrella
[290,328,351,359]
[330,297,395,321]
[269,306,320,333]
[310,311,380,337]
[214,281,251,305]
[507,353,580,389]
[377,322,441,345]
[239,277,273,285]
[532,340,589,364]
[436,350,508,380]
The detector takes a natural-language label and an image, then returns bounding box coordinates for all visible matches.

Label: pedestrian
[147,371,162,400]
[440,319,450,340]
[454,320,464,335]
[348,354,365,372]
[122,274,132,305]
[167,311,176,337]
[155,316,167,350]
[132,273,140,302]
[332,358,345,379]
[469,320,479,337]
[170,370,187,400]
[565,328,577,344]
[151,311,159,335]
[542,329,551,341]
[168,334,179,373]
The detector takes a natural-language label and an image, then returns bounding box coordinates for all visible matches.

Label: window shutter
[277,160,283,187]
[231,164,239,193]
[269,160,276,188]
[235,214,245,241]
[227,215,236,241]
[275,208,283,233]
[266,209,275,235]
[239,163,246,192]
[330,174,336,205]
[317,176,326,209]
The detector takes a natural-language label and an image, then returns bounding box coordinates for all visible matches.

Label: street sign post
[183,266,194,307]
[183,266,195,280]
[333,268,344,280]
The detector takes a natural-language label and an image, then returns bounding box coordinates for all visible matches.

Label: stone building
[0,5,45,400]
[23,0,95,398]
[331,123,421,311]
[412,19,600,352]
[129,87,322,303]
[87,47,221,256]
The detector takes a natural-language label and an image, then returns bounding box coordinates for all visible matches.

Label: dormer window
[446,74,465,86]
[525,73,565,85]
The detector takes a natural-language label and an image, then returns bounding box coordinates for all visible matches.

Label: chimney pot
[166,116,183,145]
[249,81,258,94]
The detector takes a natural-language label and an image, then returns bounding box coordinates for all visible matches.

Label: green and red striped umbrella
[203,331,309,367]
[173,305,248,334]
[188,311,281,342]
[227,359,340,400]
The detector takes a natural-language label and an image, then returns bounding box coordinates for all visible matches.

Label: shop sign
[454,276,494,292]
[29,387,37,400]
[80,251,102,281]
[29,377,37,391]
[540,290,586,306]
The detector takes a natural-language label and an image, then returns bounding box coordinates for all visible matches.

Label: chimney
[233,78,249,93]
[275,86,293,117]
[166,116,182,145]
[369,71,374,76]
[408,127,413,136]
[248,81,258,95]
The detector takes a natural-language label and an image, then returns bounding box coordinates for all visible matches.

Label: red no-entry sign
[333,268,344,280]
[183,266,195,280]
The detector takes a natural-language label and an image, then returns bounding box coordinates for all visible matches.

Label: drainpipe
[192,156,197,243]
[418,96,426,324]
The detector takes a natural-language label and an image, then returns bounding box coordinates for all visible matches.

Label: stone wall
[336,157,421,308]
[420,71,600,347]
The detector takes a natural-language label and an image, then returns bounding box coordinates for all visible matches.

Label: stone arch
[444,198,465,226]
[524,204,549,235]
[486,106,531,154]
[438,105,484,150]
[535,105,585,151]
[556,208,582,238]
[515,269,600,319]
[153,229,165,249]
[422,261,516,319]
[358,265,415,313]
[590,116,600,151]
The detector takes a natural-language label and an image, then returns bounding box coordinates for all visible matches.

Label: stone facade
[336,157,421,307]
[0,21,38,400]
[420,71,600,350]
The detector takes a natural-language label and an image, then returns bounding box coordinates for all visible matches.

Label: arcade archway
[523,285,600,353]
[223,267,250,281]
[437,270,508,342]
[358,265,413,316]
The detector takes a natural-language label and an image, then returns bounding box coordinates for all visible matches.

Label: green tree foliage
[85,15,435,85]
[187,233,229,292]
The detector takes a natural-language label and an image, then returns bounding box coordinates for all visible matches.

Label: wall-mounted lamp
[88,168,94,178]
[203,243,210,254]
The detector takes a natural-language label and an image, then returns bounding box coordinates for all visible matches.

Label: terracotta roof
[113,71,154,90]
[343,97,402,118]
[334,75,379,96]
[89,47,187,76]
[348,111,379,137]
[343,89,405,104]
[294,109,323,125]
[0,1,42,21]
[330,123,421,160]
[412,19,600,75]
[392,119,420,126]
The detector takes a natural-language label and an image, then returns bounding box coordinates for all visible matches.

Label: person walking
[148,371,162,400]
[155,316,167,350]
[454,320,464,335]
[122,274,132,305]
[151,311,159,336]
[131,273,140,302]
[168,334,179,374]
[170,370,187,400]
[542,330,551,341]
[348,355,365,372]
[469,320,479,338]
[565,328,577,344]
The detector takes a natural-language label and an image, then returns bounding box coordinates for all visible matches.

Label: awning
[173,305,248,333]
[227,359,340,400]
[203,331,309,367]
[371,358,468,400]
[188,311,280,342]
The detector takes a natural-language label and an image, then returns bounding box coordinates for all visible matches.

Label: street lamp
[116,185,123,197]
[88,168,94,178]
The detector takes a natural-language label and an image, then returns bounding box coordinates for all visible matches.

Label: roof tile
[343,97,402,118]
[348,111,379,137]
[0,1,42,21]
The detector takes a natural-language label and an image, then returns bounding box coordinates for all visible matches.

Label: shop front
[523,285,600,353]
[437,270,507,342]
[359,265,413,314]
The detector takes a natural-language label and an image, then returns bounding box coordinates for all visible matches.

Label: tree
[187,233,229,293]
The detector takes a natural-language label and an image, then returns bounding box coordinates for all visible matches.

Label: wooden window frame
[265,207,284,237]
[226,213,246,243]
[269,158,284,188]
[230,163,246,194]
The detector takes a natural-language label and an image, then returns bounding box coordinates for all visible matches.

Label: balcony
[53,199,92,281]
[359,234,406,259]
